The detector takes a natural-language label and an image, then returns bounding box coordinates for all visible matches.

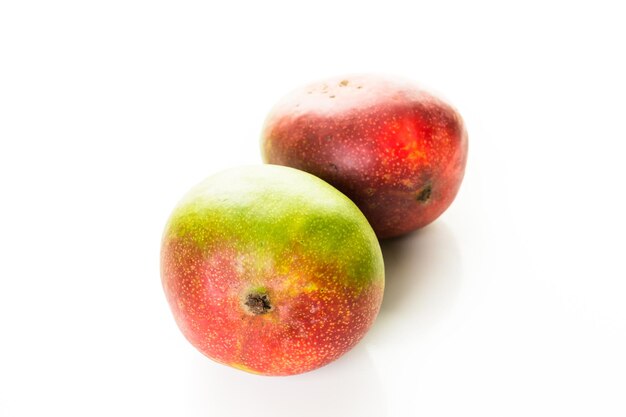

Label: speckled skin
[261,75,468,238]
[161,165,384,376]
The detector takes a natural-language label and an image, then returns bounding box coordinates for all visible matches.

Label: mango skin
[261,75,468,238]
[161,165,384,376]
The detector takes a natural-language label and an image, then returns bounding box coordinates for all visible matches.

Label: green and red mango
[161,165,384,376]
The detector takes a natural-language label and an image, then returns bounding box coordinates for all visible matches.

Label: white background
[1,1,625,416]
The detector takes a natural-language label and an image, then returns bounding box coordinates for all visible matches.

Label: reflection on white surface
[184,344,385,417]
[371,222,462,342]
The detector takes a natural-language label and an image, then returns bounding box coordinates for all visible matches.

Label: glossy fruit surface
[161,165,384,376]
[261,75,468,238]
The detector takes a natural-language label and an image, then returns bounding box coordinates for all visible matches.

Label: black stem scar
[416,185,432,202]
[244,293,272,315]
